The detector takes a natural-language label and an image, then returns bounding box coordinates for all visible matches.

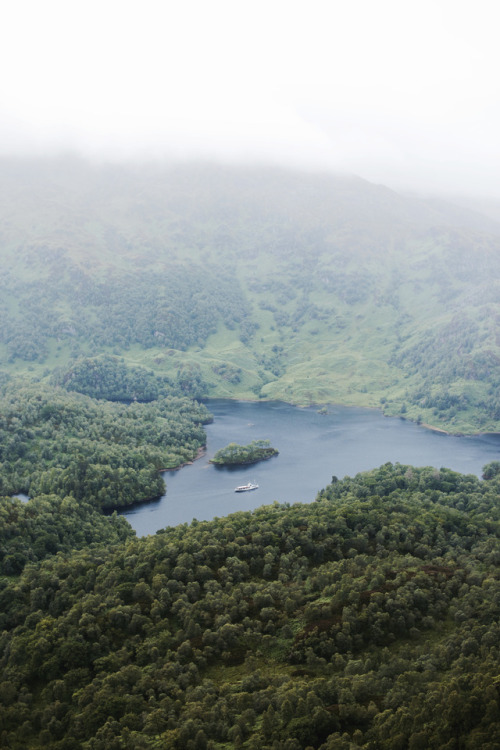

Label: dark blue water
[120,400,500,536]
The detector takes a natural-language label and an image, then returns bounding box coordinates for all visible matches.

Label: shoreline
[107,447,208,515]
[202,396,490,438]
[210,451,278,467]
[420,422,453,435]
[159,445,207,473]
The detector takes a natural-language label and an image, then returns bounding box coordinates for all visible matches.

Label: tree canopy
[0,462,499,748]
[0,381,211,508]
[210,439,279,465]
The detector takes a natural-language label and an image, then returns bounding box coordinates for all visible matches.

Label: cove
[120,400,500,536]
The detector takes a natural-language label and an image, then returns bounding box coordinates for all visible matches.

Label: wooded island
[210,439,279,465]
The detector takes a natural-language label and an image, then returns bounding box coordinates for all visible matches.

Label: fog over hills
[2,2,500,198]
[1,157,500,433]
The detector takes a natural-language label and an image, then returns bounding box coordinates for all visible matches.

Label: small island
[210,439,279,466]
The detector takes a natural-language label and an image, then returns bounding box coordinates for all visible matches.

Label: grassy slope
[1,158,500,432]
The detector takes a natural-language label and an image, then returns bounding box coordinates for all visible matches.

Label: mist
[2,0,499,197]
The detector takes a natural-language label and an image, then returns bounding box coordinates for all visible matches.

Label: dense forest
[1,463,499,748]
[51,356,175,403]
[1,158,500,748]
[0,380,211,508]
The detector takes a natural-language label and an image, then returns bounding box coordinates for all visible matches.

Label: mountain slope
[1,158,500,432]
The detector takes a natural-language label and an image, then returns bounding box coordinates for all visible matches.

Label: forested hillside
[2,158,500,432]
[0,381,211,508]
[1,158,500,748]
[1,463,499,749]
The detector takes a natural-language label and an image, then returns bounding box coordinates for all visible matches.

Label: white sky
[1,0,499,196]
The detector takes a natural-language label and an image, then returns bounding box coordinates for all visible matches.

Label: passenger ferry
[234,482,259,492]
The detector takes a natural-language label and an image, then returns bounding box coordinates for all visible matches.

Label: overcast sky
[1,0,498,196]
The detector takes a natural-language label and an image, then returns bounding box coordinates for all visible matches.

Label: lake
[120,400,500,536]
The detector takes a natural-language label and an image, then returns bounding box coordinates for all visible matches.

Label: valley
[1,158,500,749]
[2,158,500,433]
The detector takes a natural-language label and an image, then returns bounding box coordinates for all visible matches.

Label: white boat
[234,482,259,492]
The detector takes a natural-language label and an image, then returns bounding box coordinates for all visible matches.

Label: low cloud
[2,0,499,197]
